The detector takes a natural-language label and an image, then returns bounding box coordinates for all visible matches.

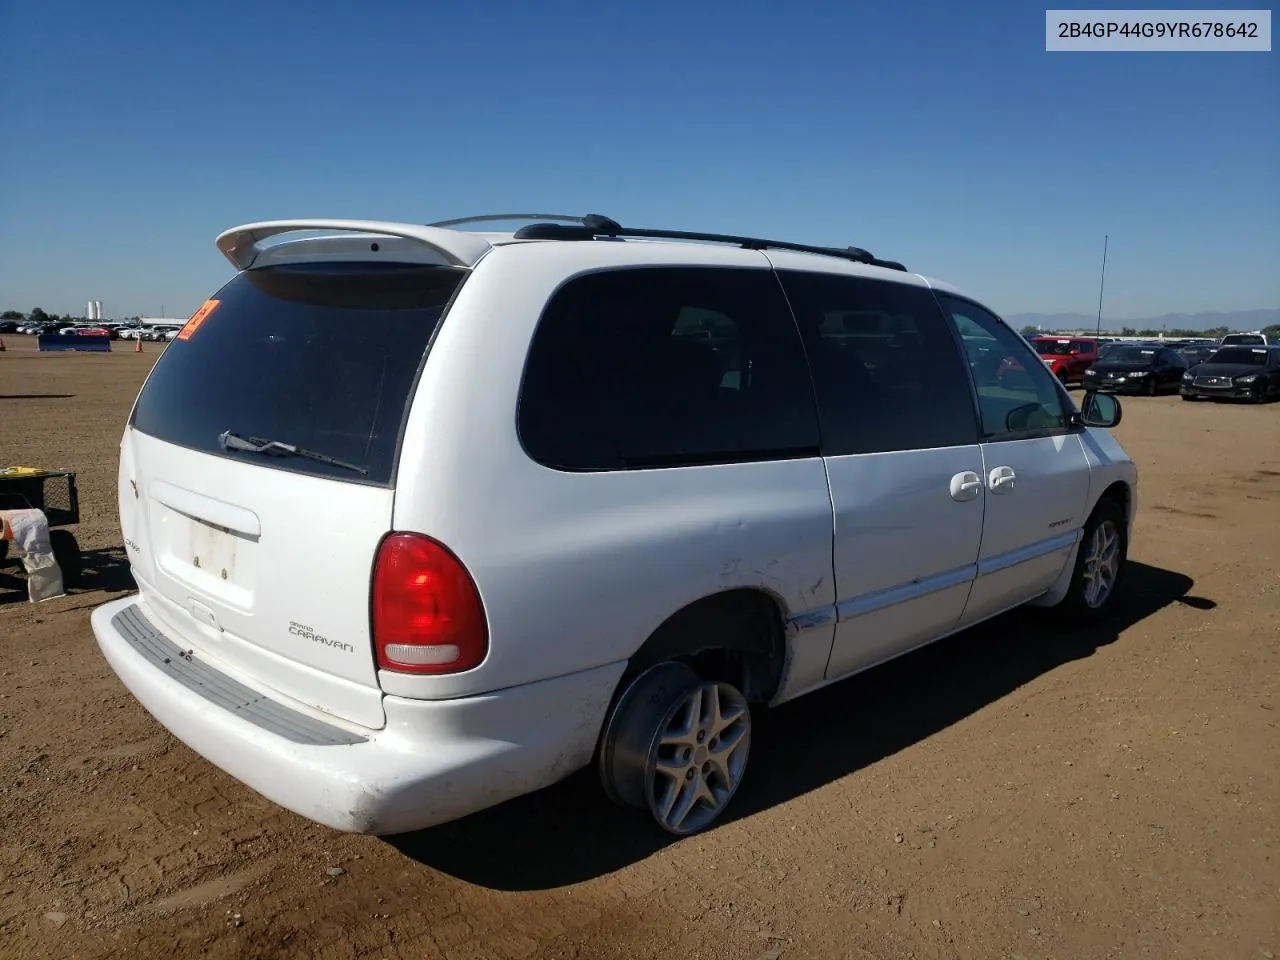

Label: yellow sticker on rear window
[178,299,221,341]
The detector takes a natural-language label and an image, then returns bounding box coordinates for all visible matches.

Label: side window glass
[936,295,1069,439]
[518,267,821,470]
[773,270,979,455]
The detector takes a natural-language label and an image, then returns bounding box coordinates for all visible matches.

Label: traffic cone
[0,337,6,351]
[134,337,142,353]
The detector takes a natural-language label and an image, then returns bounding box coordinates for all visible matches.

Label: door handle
[988,465,1016,493]
[949,471,983,502]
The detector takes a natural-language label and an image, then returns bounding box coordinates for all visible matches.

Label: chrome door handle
[989,465,1016,493]
[949,471,983,502]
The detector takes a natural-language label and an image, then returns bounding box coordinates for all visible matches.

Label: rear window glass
[1034,340,1074,355]
[130,262,466,486]
[1208,347,1267,365]
[1108,347,1157,362]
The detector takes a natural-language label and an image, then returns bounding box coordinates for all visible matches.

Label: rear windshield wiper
[217,430,368,475]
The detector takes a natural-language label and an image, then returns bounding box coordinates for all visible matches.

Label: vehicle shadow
[0,394,77,399]
[76,546,137,594]
[386,561,1212,891]
[0,545,136,604]
[0,569,27,603]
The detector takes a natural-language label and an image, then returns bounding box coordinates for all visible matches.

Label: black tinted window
[1110,346,1158,363]
[773,271,979,455]
[936,295,1068,439]
[518,267,820,470]
[1210,347,1267,365]
[130,262,466,486]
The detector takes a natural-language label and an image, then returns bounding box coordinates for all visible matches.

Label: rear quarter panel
[389,242,838,700]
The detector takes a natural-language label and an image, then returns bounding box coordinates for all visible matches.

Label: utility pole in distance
[1095,234,1109,337]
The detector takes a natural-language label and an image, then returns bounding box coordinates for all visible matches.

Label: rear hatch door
[118,258,468,729]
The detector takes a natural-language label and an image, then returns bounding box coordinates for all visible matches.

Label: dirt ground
[1,333,1277,960]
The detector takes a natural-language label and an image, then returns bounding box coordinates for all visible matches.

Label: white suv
[91,214,1138,837]
[1219,332,1277,347]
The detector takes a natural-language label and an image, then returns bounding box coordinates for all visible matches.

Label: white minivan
[91,214,1138,837]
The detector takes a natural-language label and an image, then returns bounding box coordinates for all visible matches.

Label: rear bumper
[91,595,625,835]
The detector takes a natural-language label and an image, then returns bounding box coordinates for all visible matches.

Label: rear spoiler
[215,219,495,271]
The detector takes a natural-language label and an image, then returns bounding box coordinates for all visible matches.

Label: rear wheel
[49,529,82,587]
[598,661,752,836]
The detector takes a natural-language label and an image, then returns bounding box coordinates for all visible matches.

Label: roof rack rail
[504,216,907,272]
[427,213,597,229]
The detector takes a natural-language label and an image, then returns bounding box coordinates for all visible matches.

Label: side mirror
[1078,391,1122,428]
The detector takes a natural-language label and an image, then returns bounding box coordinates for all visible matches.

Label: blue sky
[1,0,1276,321]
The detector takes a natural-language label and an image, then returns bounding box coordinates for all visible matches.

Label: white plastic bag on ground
[1,508,66,602]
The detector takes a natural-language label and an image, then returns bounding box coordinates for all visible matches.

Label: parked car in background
[142,324,182,341]
[1009,336,1100,386]
[1181,345,1280,402]
[89,213,1136,838]
[54,323,112,337]
[1178,344,1217,367]
[0,320,20,333]
[1083,343,1189,395]
[1033,336,1099,384]
[1219,332,1277,348]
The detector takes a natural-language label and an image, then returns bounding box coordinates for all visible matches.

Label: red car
[1002,336,1100,386]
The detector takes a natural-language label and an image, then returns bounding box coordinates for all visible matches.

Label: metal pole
[1095,235,1108,337]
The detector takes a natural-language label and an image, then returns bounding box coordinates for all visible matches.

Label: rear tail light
[371,533,488,675]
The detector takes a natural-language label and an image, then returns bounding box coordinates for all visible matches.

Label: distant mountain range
[1006,308,1279,333]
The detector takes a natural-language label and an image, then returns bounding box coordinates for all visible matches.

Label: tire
[1051,498,1128,623]
[1181,394,1196,401]
[49,529,82,588]
[598,661,752,836]
[1146,377,1157,397]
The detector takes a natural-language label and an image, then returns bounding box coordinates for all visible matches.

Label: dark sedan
[1180,346,1280,402]
[1083,344,1188,395]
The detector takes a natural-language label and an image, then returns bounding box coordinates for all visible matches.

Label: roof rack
[429,212,908,272]
[427,213,595,229]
